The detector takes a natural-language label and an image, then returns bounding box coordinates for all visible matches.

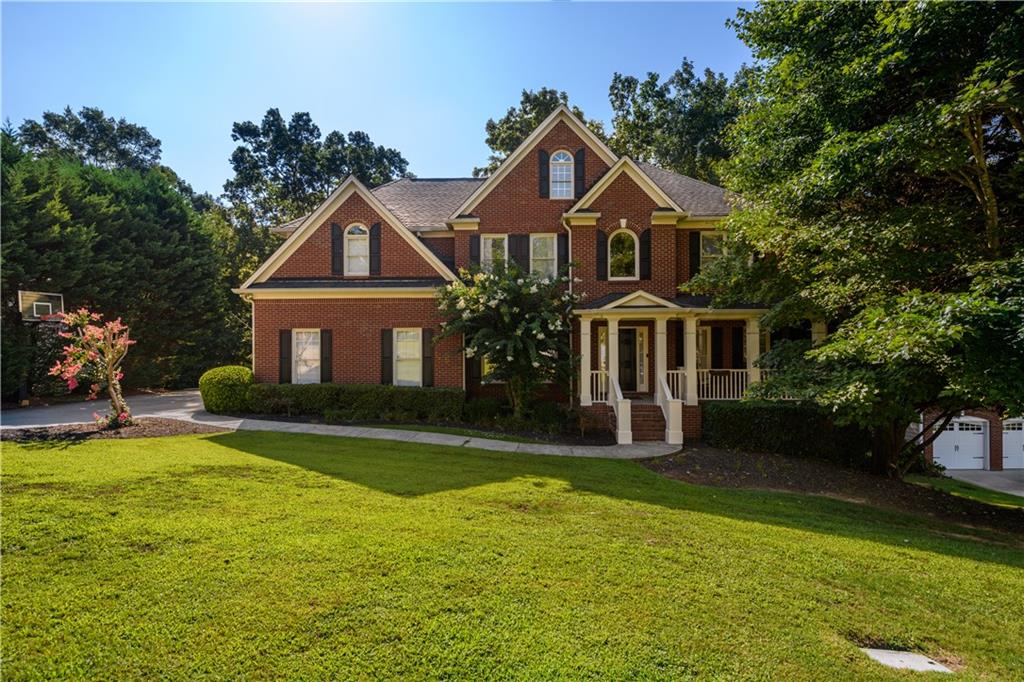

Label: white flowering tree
[437,264,582,419]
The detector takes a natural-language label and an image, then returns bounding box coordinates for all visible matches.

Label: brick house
[234,106,1021,460]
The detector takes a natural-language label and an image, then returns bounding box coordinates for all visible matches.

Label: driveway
[947,469,1024,498]
[0,389,227,429]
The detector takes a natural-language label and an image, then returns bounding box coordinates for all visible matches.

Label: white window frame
[292,329,321,385]
[700,231,725,269]
[480,234,508,272]
[549,150,574,199]
[344,223,370,276]
[530,233,557,278]
[608,229,639,281]
[393,328,423,387]
[480,355,504,384]
[32,302,53,319]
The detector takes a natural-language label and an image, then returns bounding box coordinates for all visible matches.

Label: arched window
[550,150,573,198]
[608,229,638,280]
[345,224,369,275]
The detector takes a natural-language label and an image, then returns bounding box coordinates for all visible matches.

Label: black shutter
[331,223,343,275]
[538,150,550,198]
[688,231,701,279]
[279,330,292,384]
[422,329,434,387]
[380,329,393,385]
[596,230,608,281]
[467,355,482,386]
[557,233,569,272]
[469,234,481,267]
[510,234,529,270]
[574,147,585,198]
[674,321,685,368]
[369,222,382,275]
[711,327,724,369]
[320,329,333,383]
[639,229,651,280]
[731,327,745,370]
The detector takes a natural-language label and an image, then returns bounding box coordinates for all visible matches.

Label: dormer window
[609,229,638,280]
[550,150,573,199]
[345,224,369,275]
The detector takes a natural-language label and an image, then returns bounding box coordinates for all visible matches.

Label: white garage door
[933,420,986,470]
[1003,420,1024,469]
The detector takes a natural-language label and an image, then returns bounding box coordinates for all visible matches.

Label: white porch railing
[657,376,684,444]
[609,374,632,445]
[697,369,750,401]
[666,369,686,401]
[589,370,609,404]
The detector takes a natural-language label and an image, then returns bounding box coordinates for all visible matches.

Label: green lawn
[364,422,548,443]
[4,432,1023,680]
[907,473,1024,509]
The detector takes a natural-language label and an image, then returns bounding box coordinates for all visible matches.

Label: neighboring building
[244,105,1016,454]
[923,409,1023,472]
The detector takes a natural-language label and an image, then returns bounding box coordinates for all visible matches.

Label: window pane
[481,236,506,270]
[609,232,636,278]
[701,234,724,257]
[395,359,421,386]
[531,235,553,258]
[294,331,320,384]
[347,225,367,235]
[348,239,368,256]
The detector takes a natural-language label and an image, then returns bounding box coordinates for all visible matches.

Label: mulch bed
[644,444,1024,536]
[1,418,227,443]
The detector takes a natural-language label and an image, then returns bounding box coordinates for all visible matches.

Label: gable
[570,157,682,215]
[241,177,456,289]
[451,106,617,220]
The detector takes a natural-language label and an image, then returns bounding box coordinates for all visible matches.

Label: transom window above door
[530,234,557,278]
[481,234,507,272]
[550,150,574,199]
[345,224,369,275]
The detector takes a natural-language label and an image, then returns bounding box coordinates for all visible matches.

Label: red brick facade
[253,299,461,388]
[272,193,442,280]
[922,407,1005,471]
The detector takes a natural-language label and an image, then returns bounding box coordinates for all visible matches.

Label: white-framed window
[481,355,504,384]
[530,234,557,278]
[345,224,369,275]
[32,302,52,318]
[481,234,508,272]
[393,328,423,387]
[293,329,321,384]
[700,231,725,268]
[608,229,638,280]
[550,150,573,199]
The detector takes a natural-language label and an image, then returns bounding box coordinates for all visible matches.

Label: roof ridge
[637,160,725,192]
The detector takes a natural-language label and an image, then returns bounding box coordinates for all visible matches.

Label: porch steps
[630,404,666,442]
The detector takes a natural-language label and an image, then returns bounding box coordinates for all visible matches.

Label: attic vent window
[550,150,573,199]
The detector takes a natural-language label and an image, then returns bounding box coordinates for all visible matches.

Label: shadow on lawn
[206,430,1024,568]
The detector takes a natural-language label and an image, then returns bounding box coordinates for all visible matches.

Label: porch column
[607,317,619,392]
[684,316,698,406]
[746,316,761,386]
[579,316,592,406]
[655,317,667,400]
[811,320,828,346]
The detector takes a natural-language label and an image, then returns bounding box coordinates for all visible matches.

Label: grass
[4,432,1023,680]
[907,473,1024,509]
[364,422,549,443]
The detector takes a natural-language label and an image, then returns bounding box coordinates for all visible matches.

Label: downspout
[562,215,575,408]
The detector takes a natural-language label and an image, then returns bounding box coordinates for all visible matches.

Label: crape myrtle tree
[690,1,1024,477]
[437,265,582,419]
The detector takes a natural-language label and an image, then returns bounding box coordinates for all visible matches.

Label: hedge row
[702,401,872,466]
[248,383,465,422]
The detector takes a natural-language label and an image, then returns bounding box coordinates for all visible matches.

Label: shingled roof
[635,161,732,217]
[372,177,483,230]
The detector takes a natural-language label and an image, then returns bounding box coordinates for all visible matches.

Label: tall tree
[609,60,748,184]
[693,1,1024,476]
[18,106,162,171]
[473,88,606,177]
[223,108,410,227]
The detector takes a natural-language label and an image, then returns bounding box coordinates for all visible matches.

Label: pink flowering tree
[49,308,136,428]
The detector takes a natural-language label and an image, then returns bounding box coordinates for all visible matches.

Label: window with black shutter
[320,329,333,382]
[380,328,393,385]
[639,229,651,280]
[422,329,434,387]
[331,224,343,275]
[369,222,381,275]
[688,231,701,279]
[596,230,608,281]
[279,330,292,384]
[469,235,481,267]
[538,150,550,198]
[574,147,586,198]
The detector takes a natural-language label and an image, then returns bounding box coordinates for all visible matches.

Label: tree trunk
[507,379,527,421]
[870,420,910,479]
[106,357,131,428]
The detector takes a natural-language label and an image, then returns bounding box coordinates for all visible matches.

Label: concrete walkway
[0,389,678,460]
[946,469,1024,498]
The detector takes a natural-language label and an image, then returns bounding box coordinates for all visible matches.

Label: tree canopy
[223,108,410,228]
[694,0,1024,476]
[473,88,606,177]
[18,106,162,171]
[609,59,748,184]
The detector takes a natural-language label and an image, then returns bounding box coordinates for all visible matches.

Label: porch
[575,291,789,446]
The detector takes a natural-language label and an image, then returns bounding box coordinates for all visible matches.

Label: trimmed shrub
[702,401,872,466]
[199,366,254,414]
[461,397,506,425]
[247,382,465,422]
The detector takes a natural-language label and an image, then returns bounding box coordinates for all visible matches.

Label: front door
[618,329,637,392]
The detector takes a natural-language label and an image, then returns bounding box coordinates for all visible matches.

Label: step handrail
[656,375,684,445]
[608,374,632,445]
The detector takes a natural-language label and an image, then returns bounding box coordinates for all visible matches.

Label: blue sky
[2,2,752,196]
